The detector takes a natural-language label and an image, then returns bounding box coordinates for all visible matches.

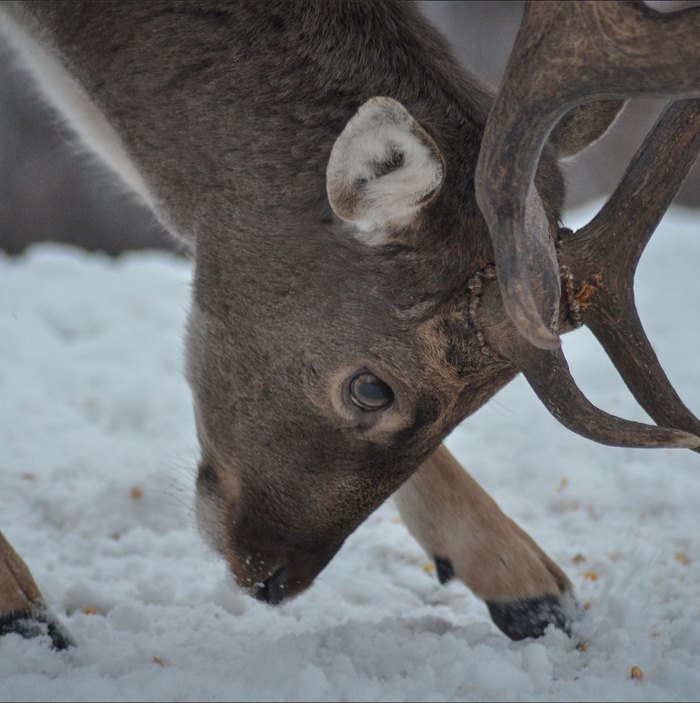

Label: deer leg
[394,444,573,641]
[0,530,72,649]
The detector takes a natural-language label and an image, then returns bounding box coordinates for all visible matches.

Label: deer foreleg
[0,530,72,649]
[394,444,574,640]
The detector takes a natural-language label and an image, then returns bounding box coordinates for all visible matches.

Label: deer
[0,1,698,651]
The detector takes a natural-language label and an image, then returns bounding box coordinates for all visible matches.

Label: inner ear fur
[549,99,626,160]
[326,97,445,232]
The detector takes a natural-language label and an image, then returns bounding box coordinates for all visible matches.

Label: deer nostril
[254,567,289,605]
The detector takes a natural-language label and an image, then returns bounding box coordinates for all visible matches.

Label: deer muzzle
[225,514,341,604]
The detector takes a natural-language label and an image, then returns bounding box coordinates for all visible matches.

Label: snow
[1,205,698,701]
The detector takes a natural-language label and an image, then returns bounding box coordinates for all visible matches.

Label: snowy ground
[1,205,698,701]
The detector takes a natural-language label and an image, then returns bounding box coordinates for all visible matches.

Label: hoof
[485,593,577,641]
[0,530,73,650]
[0,609,73,650]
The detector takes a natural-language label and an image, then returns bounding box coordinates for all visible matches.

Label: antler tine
[477,282,700,450]
[475,1,700,350]
[566,100,700,272]
[559,99,700,446]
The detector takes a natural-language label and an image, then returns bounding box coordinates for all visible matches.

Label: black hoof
[0,609,73,650]
[485,593,576,641]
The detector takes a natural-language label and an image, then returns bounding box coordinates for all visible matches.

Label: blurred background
[0,1,697,256]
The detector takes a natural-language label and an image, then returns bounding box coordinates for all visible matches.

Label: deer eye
[349,372,394,411]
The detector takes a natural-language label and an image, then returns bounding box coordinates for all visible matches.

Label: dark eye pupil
[350,373,394,410]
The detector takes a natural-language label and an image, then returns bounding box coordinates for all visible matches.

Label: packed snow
[1,205,698,701]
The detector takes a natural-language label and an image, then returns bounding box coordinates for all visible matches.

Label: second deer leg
[394,444,574,641]
[0,530,72,649]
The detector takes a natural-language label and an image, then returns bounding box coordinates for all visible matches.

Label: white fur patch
[327,97,445,233]
[342,220,390,247]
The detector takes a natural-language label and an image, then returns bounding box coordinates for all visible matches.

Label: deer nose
[253,566,289,605]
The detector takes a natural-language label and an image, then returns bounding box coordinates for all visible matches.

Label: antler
[476,0,700,350]
[479,97,700,450]
[558,99,700,445]
[474,0,700,450]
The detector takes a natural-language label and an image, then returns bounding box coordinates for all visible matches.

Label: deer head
[188,2,700,603]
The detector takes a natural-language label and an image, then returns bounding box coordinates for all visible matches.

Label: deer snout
[226,548,335,605]
[194,463,342,603]
[225,517,340,605]
[195,460,344,605]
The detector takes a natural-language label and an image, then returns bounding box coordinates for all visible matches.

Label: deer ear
[326,97,445,237]
[549,100,626,160]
